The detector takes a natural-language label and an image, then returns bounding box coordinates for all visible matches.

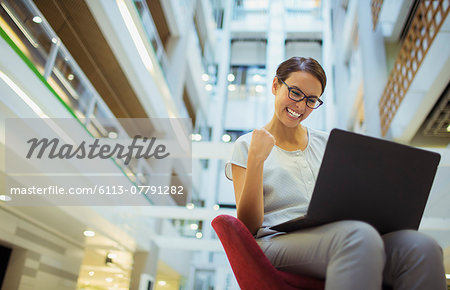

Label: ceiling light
[190,223,198,230]
[0,195,11,202]
[186,203,195,210]
[202,74,210,81]
[227,73,235,82]
[32,16,42,24]
[67,74,74,81]
[205,84,212,91]
[116,274,124,278]
[244,0,262,9]
[108,131,118,139]
[255,85,264,93]
[213,204,220,211]
[83,230,95,237]
[0,71,47,118]
[195,232,203,239]
[158,281,167,286]
[107,253,117,259]
[228,84,236,91]
[191,133,202,142]
[222,134,231,142]
[51,37,58,44]
[88,271,94,276]
[105,277,113,283]
[253,74,261,82]
[446,124,450,132]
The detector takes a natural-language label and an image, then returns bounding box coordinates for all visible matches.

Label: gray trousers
[257,220,446,290]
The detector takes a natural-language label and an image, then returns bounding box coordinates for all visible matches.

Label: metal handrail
[0,0,159,199]
[132,0,171,83]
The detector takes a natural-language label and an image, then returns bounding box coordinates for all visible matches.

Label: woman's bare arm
[231,129,275,235]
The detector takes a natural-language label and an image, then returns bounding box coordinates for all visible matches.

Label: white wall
[285,41,322,63]
[230,41,266,66]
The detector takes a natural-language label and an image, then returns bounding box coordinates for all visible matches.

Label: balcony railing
[232,0,268,28]
[227,66,267,100]
[371,0,384,30]
[0,0,164,202]
[378,0,450,136]
[132,0,170,82]
[284,0,322,19]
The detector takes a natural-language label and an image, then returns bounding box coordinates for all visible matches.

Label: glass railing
[284,0,322,19]
[192,20,217,88]
[171,218,204,238]
[232,1,268,27]
[227,66,267,100]
[132,0,202,116]
[283,0,322,31]
[209,0,224,29]
[0,0,119,133]
[0,0,158,200]
[132,0,170,81]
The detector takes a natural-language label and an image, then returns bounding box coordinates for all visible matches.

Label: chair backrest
[211,214,292,289]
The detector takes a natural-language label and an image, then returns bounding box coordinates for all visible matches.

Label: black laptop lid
[302,129,440,234]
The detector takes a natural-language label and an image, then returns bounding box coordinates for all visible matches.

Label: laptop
[270,128,441,234]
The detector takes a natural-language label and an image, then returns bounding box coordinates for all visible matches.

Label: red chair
[211,214,325,290]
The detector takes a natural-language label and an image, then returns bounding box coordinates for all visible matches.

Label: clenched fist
[248,128,276,162]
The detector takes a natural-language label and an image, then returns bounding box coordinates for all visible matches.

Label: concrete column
[265,0,286,122]
[209,0,232,144]
[164,0,198,108]
[322,0,337,131]
[357,0,388,138]
[165,29,190,106]
[197,0,233,267]
[129,221,162,290]
[206,0,232,203]
[213,266,230,290]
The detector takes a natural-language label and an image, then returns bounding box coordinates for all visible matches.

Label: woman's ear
[272,77,279,95]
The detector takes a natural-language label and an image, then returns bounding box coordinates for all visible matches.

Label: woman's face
[272,71,322,128]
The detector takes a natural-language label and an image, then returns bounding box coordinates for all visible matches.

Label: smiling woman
[227,56,327,234]
[225,57,447,290]
[271,70,323,129]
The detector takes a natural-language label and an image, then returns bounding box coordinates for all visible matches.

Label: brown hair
[276,57,327,96]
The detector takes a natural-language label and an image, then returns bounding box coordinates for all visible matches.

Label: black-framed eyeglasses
[277,77,323,109]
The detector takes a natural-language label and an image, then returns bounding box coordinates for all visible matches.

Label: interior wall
[285,41,322,63]
[230,41,266,66]
[0,207,84,290]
